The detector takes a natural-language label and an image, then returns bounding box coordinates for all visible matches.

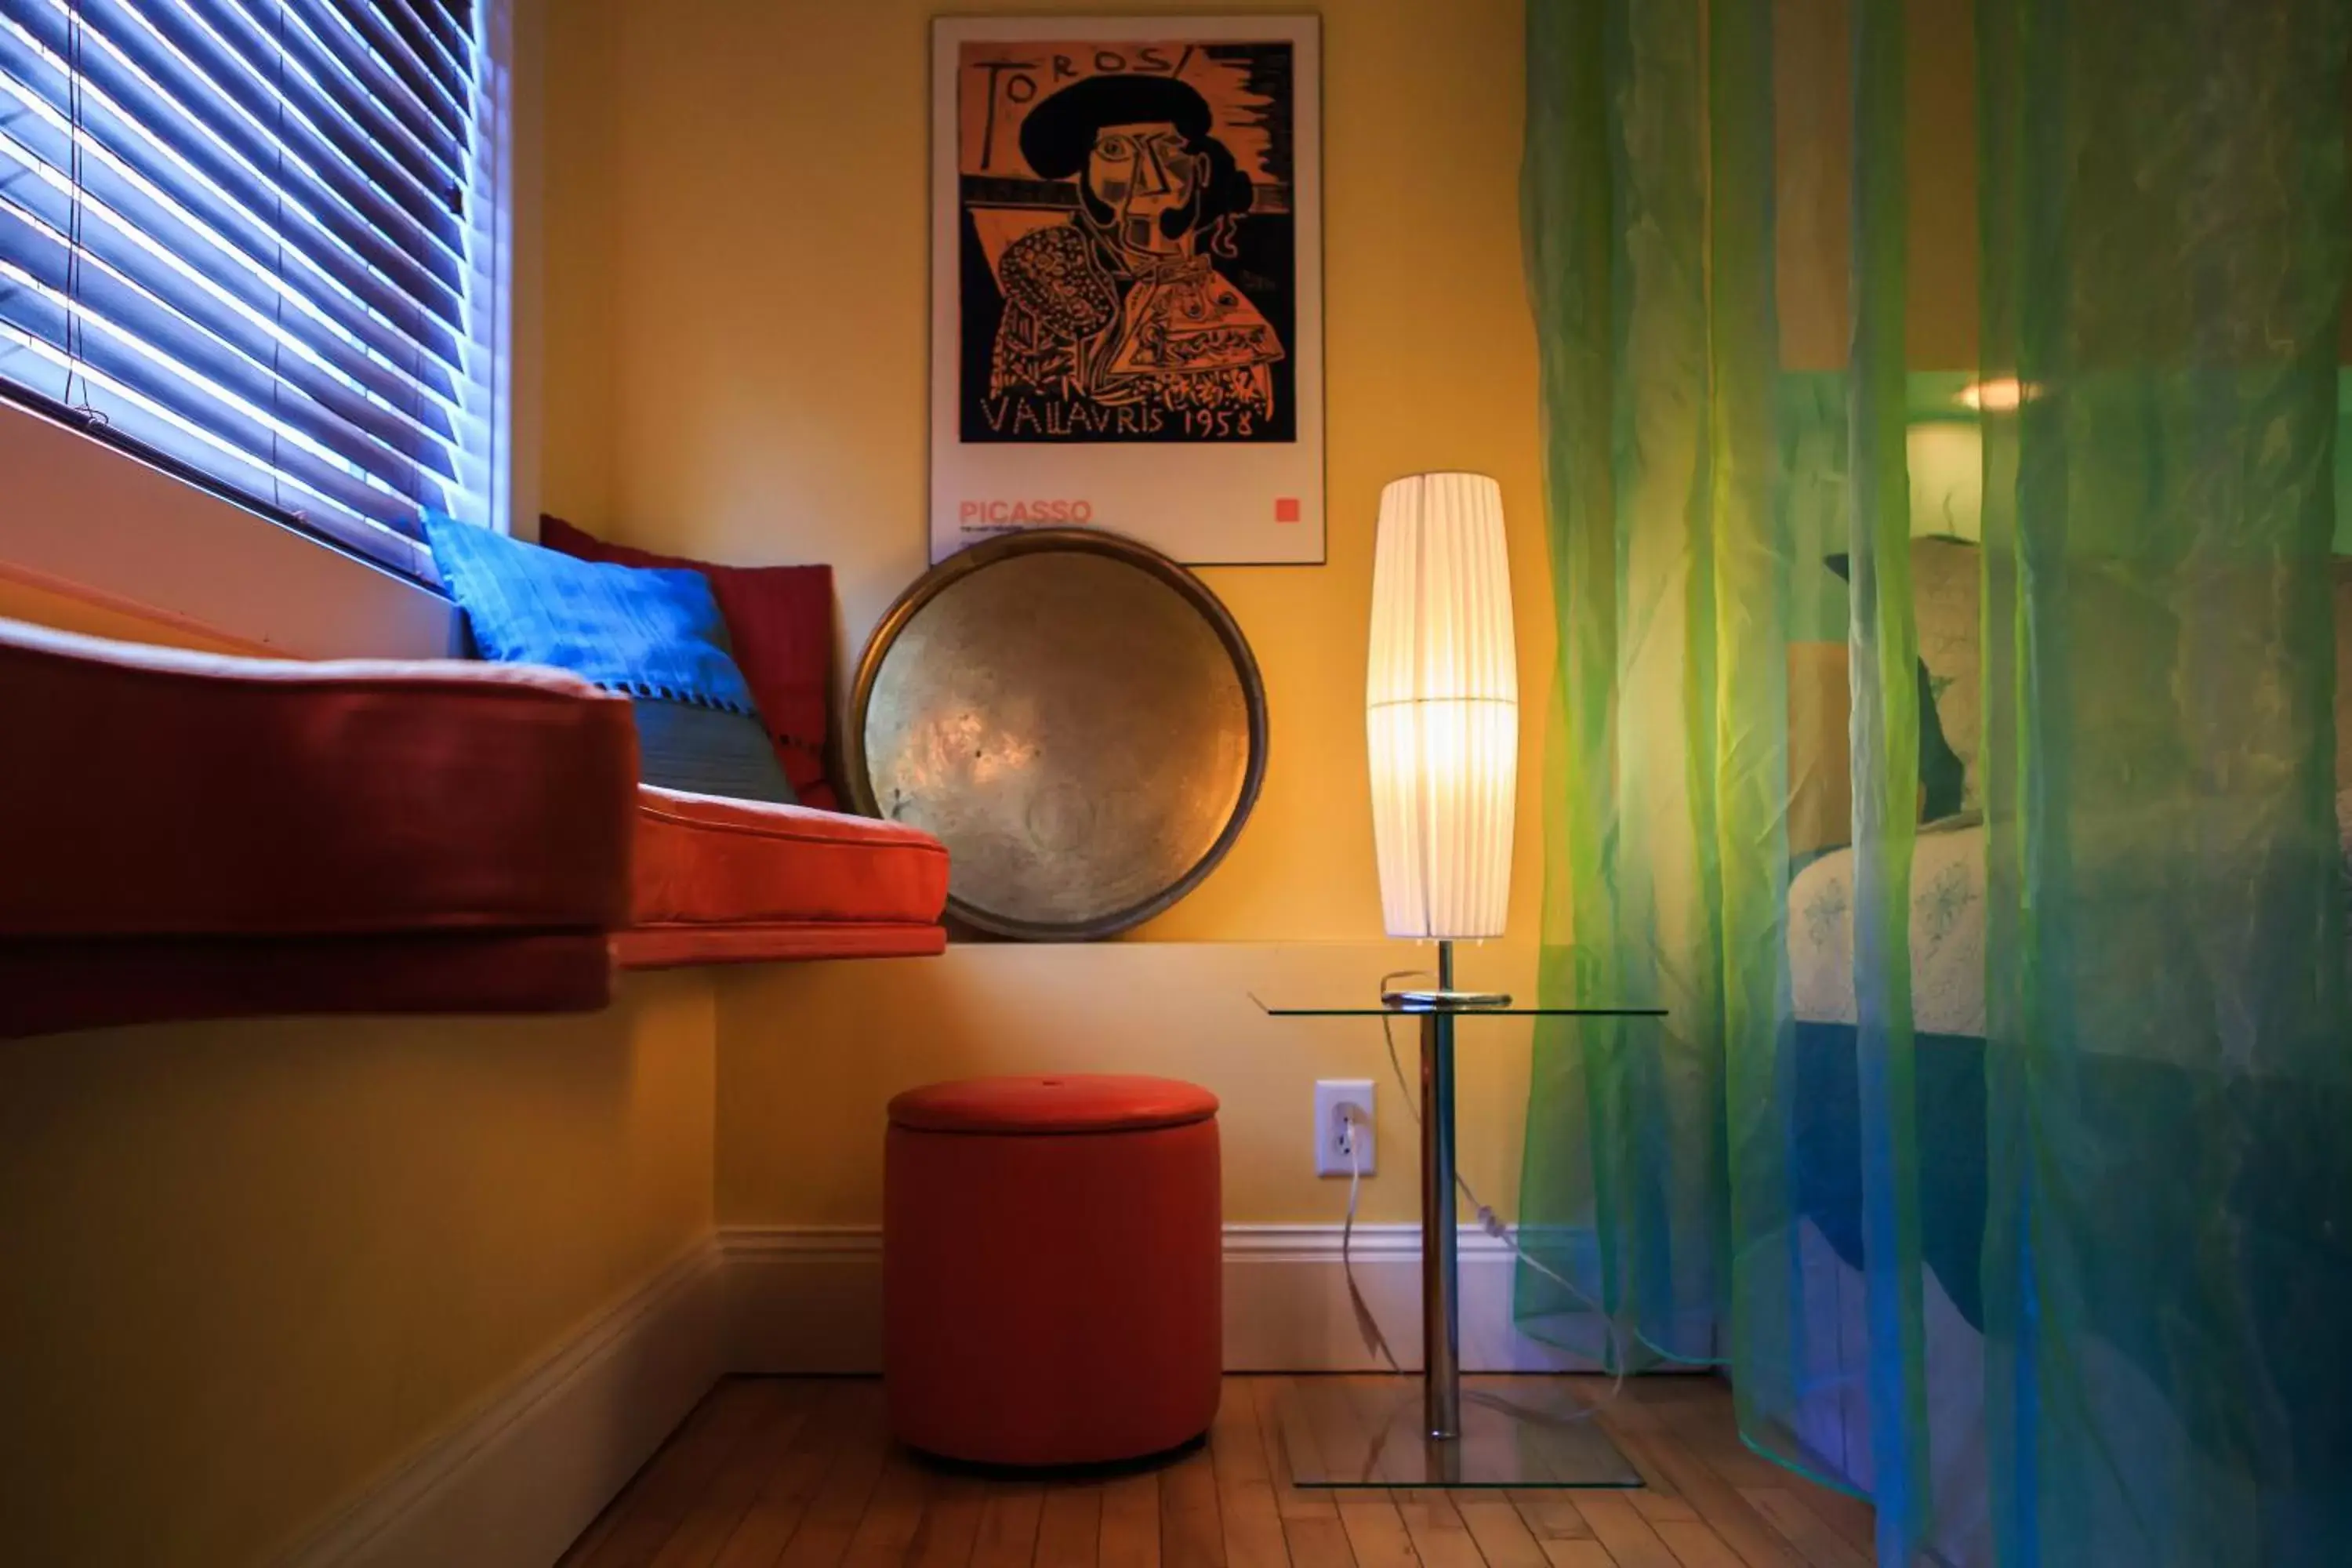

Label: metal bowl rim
[844,527,1270,941]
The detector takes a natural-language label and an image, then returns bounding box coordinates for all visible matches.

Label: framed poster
[930,16,1324,565]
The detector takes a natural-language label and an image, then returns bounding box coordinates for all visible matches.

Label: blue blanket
[1792,1021,2350,1472]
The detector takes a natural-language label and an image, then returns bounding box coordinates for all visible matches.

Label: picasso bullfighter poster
[929,17,1323,564]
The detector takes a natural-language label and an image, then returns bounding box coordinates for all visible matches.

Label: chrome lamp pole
[1420,942,1463,1437]
[1388,938,1511,1439]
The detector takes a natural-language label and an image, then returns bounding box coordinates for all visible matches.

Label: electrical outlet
[1314,1079,1376,1178]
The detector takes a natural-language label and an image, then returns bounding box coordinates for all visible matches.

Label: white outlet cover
[1314,1079,1376,1178]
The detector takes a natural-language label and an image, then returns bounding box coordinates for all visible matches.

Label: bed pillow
[423,515,795,805]
[540,516,839,811]
[1825,547,1973,820]
[2336,789,2352,927]
[2334,560,2352,789]
[1909,539,1981,809]
[1788,638,1963,855]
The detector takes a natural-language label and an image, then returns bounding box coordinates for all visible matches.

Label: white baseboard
[278,1239,725,1568]
[1221,1224,1598,1373]
[722,1224,1603,1376]
[722,1227,891,1375]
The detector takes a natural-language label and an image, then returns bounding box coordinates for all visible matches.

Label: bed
[1779,808,2351,1563]
[1781,821,1994,1560]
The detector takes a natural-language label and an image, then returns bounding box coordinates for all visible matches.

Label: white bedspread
[1790,791,2352,1035]
[1788,818,1987,1036]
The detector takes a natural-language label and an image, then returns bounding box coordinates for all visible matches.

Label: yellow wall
[0,973,717,1566]
[10,3,1547,1554]
[540,0,1552,1228]
[717,942,1541,1229]
[0,13,725,1559]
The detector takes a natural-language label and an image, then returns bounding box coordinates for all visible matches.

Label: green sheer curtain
[1519,1,2351,1563]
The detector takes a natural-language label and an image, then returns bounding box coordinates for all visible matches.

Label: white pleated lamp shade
[1366,472,1518,941]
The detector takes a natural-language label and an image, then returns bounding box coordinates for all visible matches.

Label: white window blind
[0,0,505,579]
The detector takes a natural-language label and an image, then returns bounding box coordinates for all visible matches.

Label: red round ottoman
[884,1075,1221,1465]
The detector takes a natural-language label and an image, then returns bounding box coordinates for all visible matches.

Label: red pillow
[539,515,838,811]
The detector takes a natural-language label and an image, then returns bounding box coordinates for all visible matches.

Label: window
[0,0,506,580]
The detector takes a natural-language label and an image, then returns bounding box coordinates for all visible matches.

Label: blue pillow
[425,515,794,804]
[426,514,757,713]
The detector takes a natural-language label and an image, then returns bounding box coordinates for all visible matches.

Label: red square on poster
[1274,497,1302,523]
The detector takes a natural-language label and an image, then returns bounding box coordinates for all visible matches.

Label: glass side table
[1251,988,1666,1489]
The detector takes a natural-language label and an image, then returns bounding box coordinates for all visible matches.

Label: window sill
[0,399,460,660]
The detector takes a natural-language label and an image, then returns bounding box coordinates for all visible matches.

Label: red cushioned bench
[0,616,949,1039]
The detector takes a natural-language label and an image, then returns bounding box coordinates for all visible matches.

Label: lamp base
[1276,1376,1639,1488]
[1381,987,1513,1010]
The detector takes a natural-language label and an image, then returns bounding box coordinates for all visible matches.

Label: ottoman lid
[888,1074,1218,1134]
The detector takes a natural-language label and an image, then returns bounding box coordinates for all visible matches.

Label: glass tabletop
[1251,994,1667,1018]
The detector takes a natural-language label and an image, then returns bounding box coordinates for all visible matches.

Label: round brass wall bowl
[847,529,1267,940]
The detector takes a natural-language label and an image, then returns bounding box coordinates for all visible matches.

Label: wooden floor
[558,1376,1875,1568]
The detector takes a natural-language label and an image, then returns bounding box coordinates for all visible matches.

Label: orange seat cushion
[0,615,637,1036]
[617,786,949,966]
[0,617,637,938]
[888,1074,1220,1134]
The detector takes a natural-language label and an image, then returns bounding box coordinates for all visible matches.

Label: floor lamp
[1256,472,1648,1488]
[1367,471,1518,1438]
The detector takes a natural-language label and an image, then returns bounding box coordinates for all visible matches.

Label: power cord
[1330,968,1630,1418]
[1338,1101,1402,1372]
